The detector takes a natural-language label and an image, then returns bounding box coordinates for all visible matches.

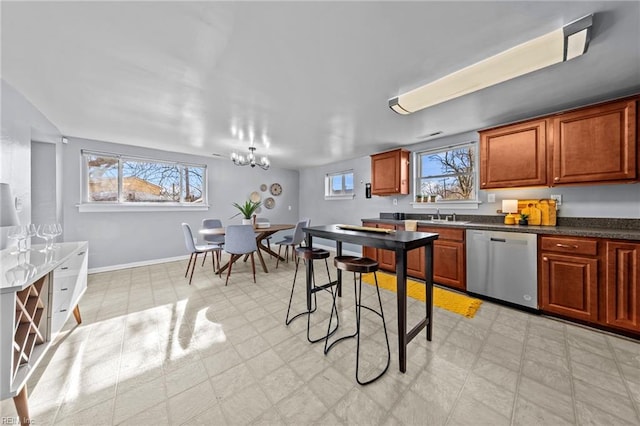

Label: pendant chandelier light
[231,146,270,170]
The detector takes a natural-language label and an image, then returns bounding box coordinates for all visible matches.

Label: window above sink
[412,142,480,209]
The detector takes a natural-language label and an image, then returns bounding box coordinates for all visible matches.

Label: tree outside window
[84,151,206,204]
[416,145,475,201]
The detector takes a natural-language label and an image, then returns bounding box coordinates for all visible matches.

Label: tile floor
[2,253,640,425]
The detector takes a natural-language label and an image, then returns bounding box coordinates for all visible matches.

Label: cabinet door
[371,149,410,195]
[605,241,640,332]
[551,99,637,184]
[479,119,547,189]
[377,223,396,271]
[361,222,378,260]
[433,240,465,291]
[540,253,598,321]
[407,247,425,280]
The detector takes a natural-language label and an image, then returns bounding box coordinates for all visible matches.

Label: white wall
[61,137,300,270]
[31,142,57,225]
[0,80,62,249]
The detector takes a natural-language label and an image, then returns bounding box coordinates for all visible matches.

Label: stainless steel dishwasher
[466,230,538,309]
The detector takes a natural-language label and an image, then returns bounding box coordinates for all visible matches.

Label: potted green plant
[518,212,529,225]
[232,200,262,224]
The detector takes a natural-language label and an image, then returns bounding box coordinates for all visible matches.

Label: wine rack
[12,274,49,379]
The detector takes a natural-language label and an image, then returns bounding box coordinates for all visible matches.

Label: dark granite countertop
[362,215,640,241]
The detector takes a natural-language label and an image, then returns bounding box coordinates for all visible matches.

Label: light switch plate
[487,194,496,203]
[550,194,562,206]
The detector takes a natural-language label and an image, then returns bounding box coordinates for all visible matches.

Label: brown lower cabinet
[605,241,640,331]
[362,222,466,291]
[539,235,640,335]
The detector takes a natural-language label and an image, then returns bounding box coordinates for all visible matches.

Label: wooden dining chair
[223,225,258,285]
[181,223,222,285]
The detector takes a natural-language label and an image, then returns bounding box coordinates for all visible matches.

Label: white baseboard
[88,245,361,275]
[88,254,189,274]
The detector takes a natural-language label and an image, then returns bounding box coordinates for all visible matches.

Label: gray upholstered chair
[223,225,258,285]
[201,218,224,266]
[181,223,222,285]
[275,218,310,268]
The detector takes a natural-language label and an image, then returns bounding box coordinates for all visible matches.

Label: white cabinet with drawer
[1,241,88,423]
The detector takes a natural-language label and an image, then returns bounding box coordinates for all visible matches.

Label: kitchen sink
[420,220,470,226]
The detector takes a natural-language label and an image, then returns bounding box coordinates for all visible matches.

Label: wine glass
[36,224,53,252]
[8,226,26,255]
[25,223,37,251]
[49,223,62,249]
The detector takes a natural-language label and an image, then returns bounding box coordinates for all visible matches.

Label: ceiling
[2,1,639,170]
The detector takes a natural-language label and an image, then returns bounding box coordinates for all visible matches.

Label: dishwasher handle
[490,237,507,243]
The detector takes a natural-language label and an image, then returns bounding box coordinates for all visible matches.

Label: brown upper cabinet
[551,99,637,185]
[371,148,410,195]
[480,119,547,189]
[479,96,638,189]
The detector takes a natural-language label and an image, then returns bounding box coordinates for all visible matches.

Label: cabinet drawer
[541,236,598,256]
[418,226,464,242]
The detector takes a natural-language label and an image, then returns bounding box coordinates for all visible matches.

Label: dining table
[199,223,294,274]
[302,224,439,374]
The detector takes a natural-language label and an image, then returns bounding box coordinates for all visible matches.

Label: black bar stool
[285,247,339,343]
[325,256,390,385]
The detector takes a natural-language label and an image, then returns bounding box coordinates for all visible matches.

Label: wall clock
[270,183,282,196]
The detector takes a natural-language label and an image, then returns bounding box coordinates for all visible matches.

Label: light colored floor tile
[167,380,217,424]
[459,373,515,418]
[219,384,272,424]
[517,376,575,423]
[573,378,639,423]
[275,385,328,424]
[332,387,389,425]
[513,395,575,426]
[9,260,640,426]
[448,393,511,426]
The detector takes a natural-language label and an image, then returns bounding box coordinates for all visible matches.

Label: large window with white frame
[324,170,355,200]
[414,143,476,203]
[81,150,206,206]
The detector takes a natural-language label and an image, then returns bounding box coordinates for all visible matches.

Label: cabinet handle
[554,177,559,181]
[60,309,67,313]
[61,288,68,291]
[543,257,548,261]
[61,267,69,270]
[78,252,85,255]
[556,243,578,249]
[482,182,486,185]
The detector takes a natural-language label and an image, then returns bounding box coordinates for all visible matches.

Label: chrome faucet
[436,209,441,220]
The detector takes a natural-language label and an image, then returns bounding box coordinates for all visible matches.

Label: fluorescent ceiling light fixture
[389,14,593,115]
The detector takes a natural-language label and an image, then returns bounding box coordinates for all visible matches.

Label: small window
[82,150,207,208]
[325,170,355,200]
[414,143,476,203]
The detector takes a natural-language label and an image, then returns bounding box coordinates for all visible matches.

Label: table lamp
[502,199,518,225]
[0,183,20,227]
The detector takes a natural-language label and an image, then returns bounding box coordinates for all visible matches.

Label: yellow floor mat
[361,272,482,318]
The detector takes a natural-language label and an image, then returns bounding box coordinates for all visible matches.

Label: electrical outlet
[393,198,398,206]
[487,194,496,203]
[550,194,562,206]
